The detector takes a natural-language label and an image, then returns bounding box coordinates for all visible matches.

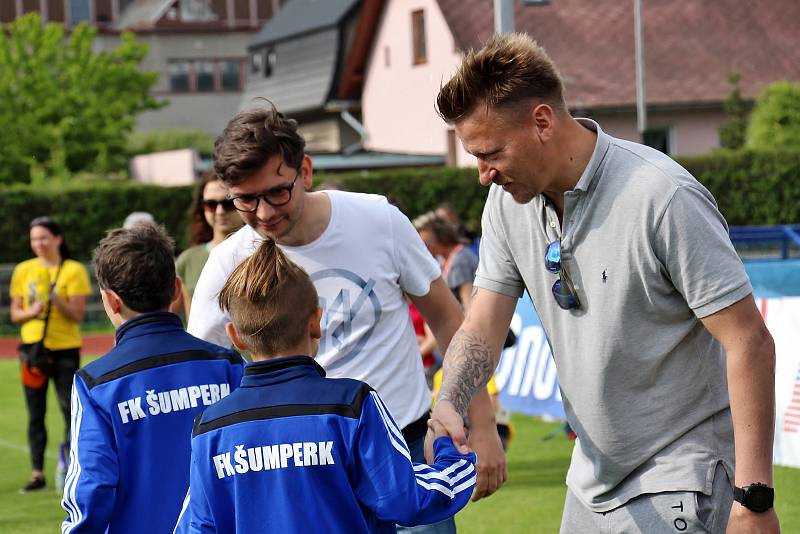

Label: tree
[0,13,163,184]
[746,81,800,150]
[718,71,748,150]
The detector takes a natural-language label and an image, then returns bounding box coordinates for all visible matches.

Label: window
[264,49,276,78]
[220,60,241,91]
[643,127,672,155]
[169,62,191,92]
[251,52,262,74]
[411,10,427,65]
[195,61,215,92]
[169,59,245,93]
[70,0,91,23]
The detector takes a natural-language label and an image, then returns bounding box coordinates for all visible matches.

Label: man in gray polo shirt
[426,33,779,533]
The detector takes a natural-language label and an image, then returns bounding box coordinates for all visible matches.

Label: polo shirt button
[550,221,556,228]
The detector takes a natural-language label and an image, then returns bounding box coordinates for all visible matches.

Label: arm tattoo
[437,328,495,418]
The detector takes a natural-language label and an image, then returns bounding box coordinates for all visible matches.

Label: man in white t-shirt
[188,106,507,530]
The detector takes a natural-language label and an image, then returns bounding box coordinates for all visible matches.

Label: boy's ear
[225,322,250,352]
[172,277,183,304]
[309,307,323,339]
[100,288,123,315]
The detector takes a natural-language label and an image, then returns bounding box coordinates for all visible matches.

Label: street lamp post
[634,0,647,140]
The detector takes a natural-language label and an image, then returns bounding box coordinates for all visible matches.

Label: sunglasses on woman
[203,198,237,212]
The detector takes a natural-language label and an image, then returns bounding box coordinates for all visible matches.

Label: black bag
[18,262,62,375]
[19,341,49,372]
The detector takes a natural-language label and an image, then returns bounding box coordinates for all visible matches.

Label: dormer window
[251,52,263,74]
[264,49,276,78]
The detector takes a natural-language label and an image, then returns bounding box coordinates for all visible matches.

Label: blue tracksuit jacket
[174,356,477,533]
[61,312,244,534]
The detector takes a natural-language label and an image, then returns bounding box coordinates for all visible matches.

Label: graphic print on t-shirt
[312,268,382,366]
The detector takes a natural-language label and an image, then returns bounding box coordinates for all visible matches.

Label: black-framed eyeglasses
[228,170,300,213]
[203,198,237,212]
[544,240,581,310]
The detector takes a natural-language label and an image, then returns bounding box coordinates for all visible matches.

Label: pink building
[362,0,800,163]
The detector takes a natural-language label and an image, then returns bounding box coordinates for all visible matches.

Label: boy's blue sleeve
[61,375,119,534]
[352,391,477,526]
[173,446,216,534]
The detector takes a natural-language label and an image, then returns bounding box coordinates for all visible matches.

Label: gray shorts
[559,463,733,534]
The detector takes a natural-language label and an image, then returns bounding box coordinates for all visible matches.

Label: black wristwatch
[733,483,774,513]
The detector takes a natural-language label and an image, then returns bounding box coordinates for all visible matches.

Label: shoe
[19,477,46,493]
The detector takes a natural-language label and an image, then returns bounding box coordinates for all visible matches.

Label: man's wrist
[437,392,469,418]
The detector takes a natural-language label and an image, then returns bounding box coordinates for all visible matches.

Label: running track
[0,334,115,358]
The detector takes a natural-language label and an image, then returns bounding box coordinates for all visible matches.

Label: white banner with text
[497,295,800,468]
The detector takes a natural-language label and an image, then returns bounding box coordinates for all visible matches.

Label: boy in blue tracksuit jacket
[174,239,477,533]
[61,225,244,534]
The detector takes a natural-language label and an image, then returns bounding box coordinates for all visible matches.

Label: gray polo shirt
[475,119,751,511]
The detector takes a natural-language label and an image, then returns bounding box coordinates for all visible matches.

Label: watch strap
[732,485,746,504]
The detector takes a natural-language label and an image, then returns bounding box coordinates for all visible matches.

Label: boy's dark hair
[93,225,176,313]
[214,101,306,187]
[218,239,318,356]
[436,32,566,123]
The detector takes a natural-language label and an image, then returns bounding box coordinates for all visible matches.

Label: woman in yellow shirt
[10,216,90,493]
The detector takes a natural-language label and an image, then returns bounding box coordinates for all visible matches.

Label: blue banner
[495,293,565,419]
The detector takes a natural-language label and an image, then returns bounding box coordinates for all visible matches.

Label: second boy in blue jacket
[175,239,476,533]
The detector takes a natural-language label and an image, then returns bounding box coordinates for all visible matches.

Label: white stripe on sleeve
[369,391,412,463]
[61,379,84,533]
[173,488,191,534]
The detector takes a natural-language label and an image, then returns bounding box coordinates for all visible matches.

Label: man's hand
[727,503,780,533]
[466,421,507,501]
[425,399,469,463]
[27,299,44,319]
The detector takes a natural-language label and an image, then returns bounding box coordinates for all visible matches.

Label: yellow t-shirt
[10,258,91,349]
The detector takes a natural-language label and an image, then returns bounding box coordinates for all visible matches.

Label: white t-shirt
[188,191,441,428]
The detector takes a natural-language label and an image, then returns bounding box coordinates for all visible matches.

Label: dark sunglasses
[203,198,237,212]
[228,171,300,213]
[544,241,581,310]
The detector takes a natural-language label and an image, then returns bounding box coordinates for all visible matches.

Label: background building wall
[363,0,473,165]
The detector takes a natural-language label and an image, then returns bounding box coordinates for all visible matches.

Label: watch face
[745,485,774,513]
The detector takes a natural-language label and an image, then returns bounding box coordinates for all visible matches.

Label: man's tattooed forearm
[437,328,495,417]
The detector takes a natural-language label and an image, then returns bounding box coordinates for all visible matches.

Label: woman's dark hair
[412,212,461,247]
[188,170,219,246]
[29,216,71,260]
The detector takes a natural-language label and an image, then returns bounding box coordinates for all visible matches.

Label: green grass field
[0,357,798,532]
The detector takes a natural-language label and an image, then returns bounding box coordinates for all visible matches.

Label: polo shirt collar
[572,118,612,193]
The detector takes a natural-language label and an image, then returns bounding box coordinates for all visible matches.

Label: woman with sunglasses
[9,216,90,493]
[176,171,244,318]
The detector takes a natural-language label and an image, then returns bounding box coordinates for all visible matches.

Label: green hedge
[677,149,800,225]
[0,148,798,263]
[317,149,800,228]
[0,182,193,263]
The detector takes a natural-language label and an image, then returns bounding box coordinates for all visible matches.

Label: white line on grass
[0,438,58,460]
